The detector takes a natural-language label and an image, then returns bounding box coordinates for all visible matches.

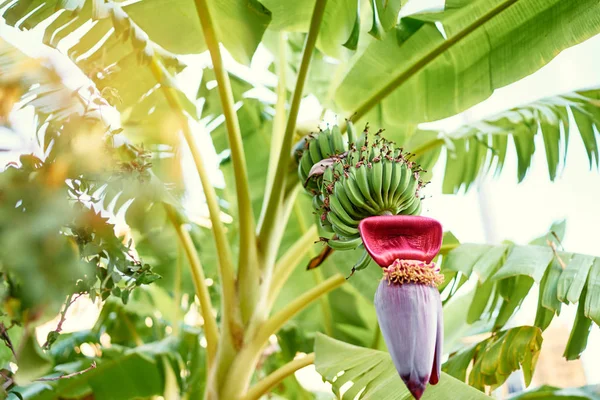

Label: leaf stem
[221,274,345,399]
[243,353,315,400]
[262,32,289,211]
[411,138,445,156]
[149,58,239,341]
[348,0,519,124]
[257,0,328,270]
[173,244,183,337]
[194,0,259,324]
[291,202,334,337]
[267,224,319,309]
[166,206,218,368]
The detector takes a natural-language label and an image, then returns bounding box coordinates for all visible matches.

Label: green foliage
[507,384,600,400]
[12,329,204,400]
[336,0,600,127]
[443,326,543,390]
[432,90,600,193]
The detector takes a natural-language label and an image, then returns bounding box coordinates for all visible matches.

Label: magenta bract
[358,215,443,266]
[360,215,444,399]
[375,281,443,399]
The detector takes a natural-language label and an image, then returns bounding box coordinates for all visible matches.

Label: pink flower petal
[358,215,443,267]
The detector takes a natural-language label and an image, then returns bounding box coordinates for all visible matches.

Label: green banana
[354,165,377,207]
[382,159,394,206]
[347,248,371,278]
[319,216,334,233]
[334,183,365,219]
[345,174,378,215]
[403,195,421,215]
[354,248,371,271]
[386,161,402,207]
[329,194,360,227]
[347,120,357,145]
[327,236,362,251]
[328,211,359,237]
[330,125,346,154]
[391,163,410,205]
[370,153,384,207]
[397,176,419,211]
[318,130,333,158]
[347,147,360,165]
[312,193,323,212]
[322,166,334,186]
[308,137,322,164]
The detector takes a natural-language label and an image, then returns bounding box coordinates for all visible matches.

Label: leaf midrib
[348,0,521,124]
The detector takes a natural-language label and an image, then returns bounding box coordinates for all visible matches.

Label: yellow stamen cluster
[383,259,444,287]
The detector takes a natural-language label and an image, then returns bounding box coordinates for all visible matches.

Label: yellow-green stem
[245,187,300,338]
[221,274,345,399]
[257,0,328,268]
[166,206,219,368]
[243,353,315,400]
[267,224,319,309]
[346,0,519,126]
[148,59,240,342]
[262,32,289,217]
[292,201,333,337]
[194,0,259,324]
[412,138,445,156]
[173,244,183,337]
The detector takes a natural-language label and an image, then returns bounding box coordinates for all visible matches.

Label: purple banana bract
[359,216,444,400]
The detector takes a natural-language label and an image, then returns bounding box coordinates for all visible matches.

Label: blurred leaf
[507,384,600,400]
[14,331,52,385]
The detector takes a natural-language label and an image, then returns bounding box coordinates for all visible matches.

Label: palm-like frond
[0,37,97,124]
[416,89,600,193]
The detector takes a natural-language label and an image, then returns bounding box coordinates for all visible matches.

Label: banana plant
[1,0,600,399]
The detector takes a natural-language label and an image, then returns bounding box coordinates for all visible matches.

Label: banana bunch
[296,126,347,194]
[296,123,427,274]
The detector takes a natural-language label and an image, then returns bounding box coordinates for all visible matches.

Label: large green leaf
[315,333,492,400]
[1,0,271,65]
[334,0,600,126]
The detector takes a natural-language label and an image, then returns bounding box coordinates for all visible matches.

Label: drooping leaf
[564,289,594,361]
[584,259,600,324]
[491,245,554,283]
[421,90,600,193]
[443,326,543,391]
[556,254,594,304]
